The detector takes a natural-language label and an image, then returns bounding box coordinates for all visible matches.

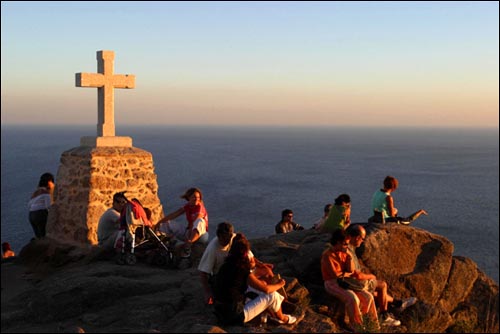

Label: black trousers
[29,209,48,238]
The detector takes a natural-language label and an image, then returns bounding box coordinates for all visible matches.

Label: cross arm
[76,73,105,87]
[112,74,136,89]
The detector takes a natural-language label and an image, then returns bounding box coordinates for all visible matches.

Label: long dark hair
[226,233,251,271]
[38,172,54,188]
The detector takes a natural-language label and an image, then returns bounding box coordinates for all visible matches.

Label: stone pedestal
[80,136,133,147]
[46,146,164,245]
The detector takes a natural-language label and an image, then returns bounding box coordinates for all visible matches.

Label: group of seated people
[321,225,417,331]
[281,176,428,235]
[97,187,209,258]
[96,175,424,329]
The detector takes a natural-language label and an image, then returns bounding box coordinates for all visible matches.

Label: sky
[1,1,498,128]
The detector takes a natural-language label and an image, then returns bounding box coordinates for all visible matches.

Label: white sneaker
[284,314,297,325]
[271,314,297,325]
[399,297,417,311]
[382,314,401,327]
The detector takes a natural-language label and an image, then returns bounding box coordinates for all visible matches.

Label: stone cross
[76,50,135,137]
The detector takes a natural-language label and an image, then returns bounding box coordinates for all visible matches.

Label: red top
[184,202,208,231]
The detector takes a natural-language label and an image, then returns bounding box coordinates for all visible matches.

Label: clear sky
[1,1,498,128]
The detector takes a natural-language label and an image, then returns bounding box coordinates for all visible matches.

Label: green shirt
[321,205,348,233]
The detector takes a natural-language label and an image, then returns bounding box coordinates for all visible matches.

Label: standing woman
[28,172,55,238]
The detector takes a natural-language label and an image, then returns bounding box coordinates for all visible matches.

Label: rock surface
[1,224,498,333]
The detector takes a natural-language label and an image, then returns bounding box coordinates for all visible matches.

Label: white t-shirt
[197,233,254,275]
[97,208,120,245]
[158,217,207,241]
[28,193,52,212]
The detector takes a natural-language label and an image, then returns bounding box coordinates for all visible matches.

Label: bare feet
[408,209,428,222]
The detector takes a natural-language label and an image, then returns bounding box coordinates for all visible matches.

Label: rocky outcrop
[1,224,498,333]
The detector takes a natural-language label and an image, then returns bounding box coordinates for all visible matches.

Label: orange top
[321,246,350,281]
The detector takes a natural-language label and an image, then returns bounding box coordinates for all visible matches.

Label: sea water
[1,125,498,283]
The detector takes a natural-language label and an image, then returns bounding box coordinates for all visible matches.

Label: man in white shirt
[97,192,127,251]
[198,222,275,305]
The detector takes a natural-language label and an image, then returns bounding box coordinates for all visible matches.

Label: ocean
[1,125,498,283]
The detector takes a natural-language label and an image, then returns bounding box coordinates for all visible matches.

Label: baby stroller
[115,198,175,267]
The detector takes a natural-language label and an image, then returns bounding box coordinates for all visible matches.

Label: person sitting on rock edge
[345,224,417,321]
[313,203,332,230]
[321,229,380,332]
[368,175,428,225]
[275,209,304,234]
[320,194,351,233]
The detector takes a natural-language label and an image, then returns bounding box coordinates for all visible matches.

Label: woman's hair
[383,176,399,190]
[38,172,54,188]
[226,233,251,271]
[181,187,203,201]
[334,194,351,206]
[330,228,348,246]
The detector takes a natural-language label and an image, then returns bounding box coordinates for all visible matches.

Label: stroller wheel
[125,253,137,265]
[116,254,126,265]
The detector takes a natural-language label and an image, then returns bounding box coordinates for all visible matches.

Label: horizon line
[1,123,499,131]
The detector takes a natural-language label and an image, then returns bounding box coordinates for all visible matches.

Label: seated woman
[156,187,209,256]
[369,176,427,225]
[320,194,351,233]
[321,229,379,332]
[213,233,296,326]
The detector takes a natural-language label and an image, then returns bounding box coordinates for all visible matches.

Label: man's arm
[198,271,213,304]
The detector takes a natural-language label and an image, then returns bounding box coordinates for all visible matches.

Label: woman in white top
[28,172,55,238]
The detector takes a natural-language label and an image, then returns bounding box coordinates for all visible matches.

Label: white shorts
[158,218,207,242]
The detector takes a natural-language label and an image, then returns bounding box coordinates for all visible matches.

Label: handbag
[337,275,368,291]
